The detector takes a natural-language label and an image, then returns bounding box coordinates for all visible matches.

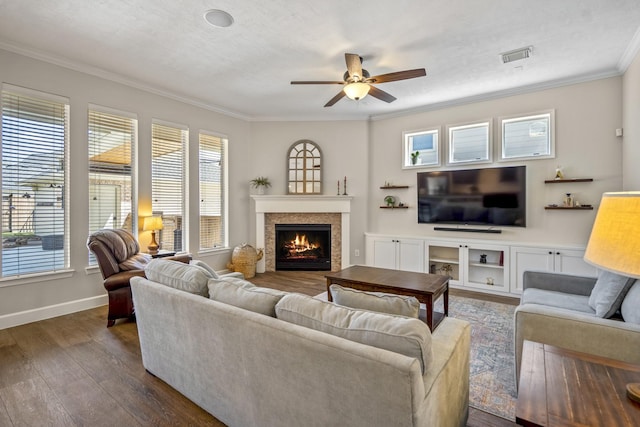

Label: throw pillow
[275,293,433,373]
[588,270,636,318]
[144,259,211,297]
[189,259,219,279]
[621,280,640,324]
[329,284,420,318]
[208,280,287,317]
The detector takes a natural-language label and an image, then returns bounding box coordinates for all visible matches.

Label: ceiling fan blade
[367,85,397,103]
[324,91,346,107]
[368,68,426,84]
[345,53,363,80]
[291,81,345,85]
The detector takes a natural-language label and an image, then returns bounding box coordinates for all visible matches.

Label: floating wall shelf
[544,178,593,184]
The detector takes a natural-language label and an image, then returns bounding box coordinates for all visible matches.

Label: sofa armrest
[103,269,146,291]
[166,254,192,264]
[523,271,597,296]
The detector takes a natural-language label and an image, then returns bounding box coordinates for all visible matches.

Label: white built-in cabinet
[366,236,424,273]
[426,241,510,294]
[364,233,597,296]
[509,246,598,294]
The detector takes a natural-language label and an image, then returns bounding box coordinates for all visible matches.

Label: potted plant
[410,151,420,165]
[250,176,271,194]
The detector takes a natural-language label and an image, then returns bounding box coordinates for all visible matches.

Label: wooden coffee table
[325,265,449,331]
[517,340,640,426]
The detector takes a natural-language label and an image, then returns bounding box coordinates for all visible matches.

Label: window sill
[0,269,75,288]
[197,247,231,257]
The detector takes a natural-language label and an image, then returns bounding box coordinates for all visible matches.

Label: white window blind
[502,112,553,160]
[199,132,226,250]
[152,121,187,252]
[88,108,137,264]
[448,122,491,164]
[1,86,69,277]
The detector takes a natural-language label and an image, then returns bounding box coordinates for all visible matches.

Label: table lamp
[143,216,163,255]
[583,191,640,403]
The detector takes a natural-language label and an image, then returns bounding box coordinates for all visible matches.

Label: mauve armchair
[87,228,191,326]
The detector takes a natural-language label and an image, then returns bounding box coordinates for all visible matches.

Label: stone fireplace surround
[251,195,352,273]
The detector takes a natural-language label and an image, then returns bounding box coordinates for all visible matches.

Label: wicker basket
[228,244,263,278]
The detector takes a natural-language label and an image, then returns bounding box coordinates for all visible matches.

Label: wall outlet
[354,249,360,257]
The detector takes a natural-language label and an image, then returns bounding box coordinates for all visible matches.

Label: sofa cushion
[189,259,219,279]
[208,279,287,317]
[144,259,210,297]
[588,271,636,318]
[329,284,420,318]
[275,293,433,373]
[621,280,640,324]
[521,288,595,315]
[119,252,151,270]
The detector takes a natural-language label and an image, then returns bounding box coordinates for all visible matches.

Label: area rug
[446,295,517,421]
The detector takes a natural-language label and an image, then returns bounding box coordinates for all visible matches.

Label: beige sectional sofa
[131,260,471,427]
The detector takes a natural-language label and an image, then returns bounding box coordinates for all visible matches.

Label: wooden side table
[516,340,640,426]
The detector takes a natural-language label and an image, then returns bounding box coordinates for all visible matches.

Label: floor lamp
[143,216,163,255]
[583,191,640,402]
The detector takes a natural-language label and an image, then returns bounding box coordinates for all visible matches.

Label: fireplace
[275,224,331,271]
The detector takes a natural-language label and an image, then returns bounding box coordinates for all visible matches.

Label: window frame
[446,120,492,165]
[402,127,441,169]
[198,130,228,252]
[1,84,70,279]
[500,110,555,161]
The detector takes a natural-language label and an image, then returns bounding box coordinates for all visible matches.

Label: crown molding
[618,25,640,72]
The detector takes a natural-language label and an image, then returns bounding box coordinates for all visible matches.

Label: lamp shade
[584,192,640,278]
[143,216,164,231]
[343,82,370,101]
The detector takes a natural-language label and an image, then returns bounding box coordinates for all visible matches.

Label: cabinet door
[510,246,555,294]
[397,239,424,272]
[554,249,598,277]
[371,239,398,270]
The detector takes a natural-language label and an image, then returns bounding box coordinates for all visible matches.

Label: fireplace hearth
[275,224,331,271]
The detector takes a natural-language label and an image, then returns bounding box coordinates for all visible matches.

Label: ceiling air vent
[501,46,533,64]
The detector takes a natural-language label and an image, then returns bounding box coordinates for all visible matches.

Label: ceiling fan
[291,53,426,107]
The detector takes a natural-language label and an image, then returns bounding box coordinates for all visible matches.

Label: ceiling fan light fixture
[344,82,370,101]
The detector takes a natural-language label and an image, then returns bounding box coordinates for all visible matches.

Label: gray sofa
[131,268,471,427]
[514,270,640,383]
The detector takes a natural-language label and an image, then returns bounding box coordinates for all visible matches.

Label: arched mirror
[287,140,322,194]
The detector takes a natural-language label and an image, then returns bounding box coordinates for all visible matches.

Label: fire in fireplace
[275,224,331,271]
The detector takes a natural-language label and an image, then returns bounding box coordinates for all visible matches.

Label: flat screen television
[417,165,526,227]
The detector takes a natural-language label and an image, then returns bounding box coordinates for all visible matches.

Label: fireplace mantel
[252,195,353,273]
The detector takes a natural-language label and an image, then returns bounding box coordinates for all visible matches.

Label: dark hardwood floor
[0,271,518,427]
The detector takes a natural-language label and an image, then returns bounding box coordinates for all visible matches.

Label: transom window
[501,111,554,160]
[447,121,492,164]
[1,85,69,277]
[287,140,322,194]
[403,127,440,168]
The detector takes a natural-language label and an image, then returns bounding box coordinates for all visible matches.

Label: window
[447,121,491,164]
[199,132,226,250]
[501,111,554,160]
[151,121,187,252]
[403,128,440,168]
[287,140,322,194]
[1,85,69,277]
[88,107,137,265]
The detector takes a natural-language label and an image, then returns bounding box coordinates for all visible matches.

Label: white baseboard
[0,294,108,330]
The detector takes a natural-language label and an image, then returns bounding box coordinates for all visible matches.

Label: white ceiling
[1,0,640,121]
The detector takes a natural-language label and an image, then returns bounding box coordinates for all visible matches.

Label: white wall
[247,120,370,263]
[368,77,624,246]
[623,51,640,190]
[0,49,252,325]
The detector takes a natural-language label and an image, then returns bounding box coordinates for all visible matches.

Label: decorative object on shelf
[479,254,487,264]
[486,277,494,286]
[337,180,340,195]
[398,202,405,207]
[384,195,396,207]
[563,193,574,207]
[583,191,640,403]
[411,151,420,165]
[250,176,271,195]
[439,264,454,278]
[226,243,264,279]
[554,165,564,180]
[143,216,163,255]
[343,176,347,195]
